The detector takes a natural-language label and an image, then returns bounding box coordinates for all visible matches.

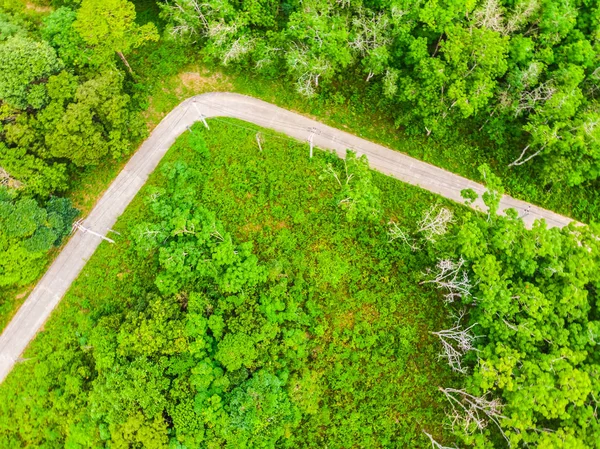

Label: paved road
[0,92,576,384]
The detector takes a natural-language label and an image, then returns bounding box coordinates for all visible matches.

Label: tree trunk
[117,51,135,77]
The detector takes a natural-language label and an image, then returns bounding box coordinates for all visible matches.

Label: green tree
[132,160,267,296]
[4,70,144,168]
[0,189,77,287]
[74,0,159,75]
[43,7,105,69]
[227,370,299,448]
[324,150,381,222]
[215,332,257,371]
[0,36,63,110]
[425,177,600,447]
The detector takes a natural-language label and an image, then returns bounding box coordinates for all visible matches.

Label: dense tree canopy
[417,177,600,448]
[0,188,77,287]
[0,0,153,293]
[75,0,159,74]
[0,35,63,110]
[161,0,600,185]
[1,1,600,448]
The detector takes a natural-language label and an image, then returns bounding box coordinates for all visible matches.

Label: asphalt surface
[0,92,576,384]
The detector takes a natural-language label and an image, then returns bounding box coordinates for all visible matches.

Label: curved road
[0,92,575,383]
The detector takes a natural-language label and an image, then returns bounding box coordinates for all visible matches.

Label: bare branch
[508,144,545,167]
[417,206,454,242]
[421,257,472,303]
[0,167,22,189]
[388,221,420,251]
[431,310,479,373]
[423,431,458,449]
[439,387,510,445]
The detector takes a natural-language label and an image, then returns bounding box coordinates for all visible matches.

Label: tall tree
[0,189,78,287]
[0,36,63,110]
[74,0,159,75]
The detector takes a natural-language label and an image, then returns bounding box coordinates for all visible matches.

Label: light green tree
[0,189,78,287]
[74,0,159,75]
[0,36,63,109]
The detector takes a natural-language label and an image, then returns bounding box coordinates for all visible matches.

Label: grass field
[0,120,462,448]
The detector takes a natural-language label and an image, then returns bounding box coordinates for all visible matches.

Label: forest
[1,0,600,448]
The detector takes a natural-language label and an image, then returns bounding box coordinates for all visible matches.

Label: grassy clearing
[0,120,462,448]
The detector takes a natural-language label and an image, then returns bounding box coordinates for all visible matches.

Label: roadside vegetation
[2,120,600,448]
[1,1,600,448]
[0,121,460,448]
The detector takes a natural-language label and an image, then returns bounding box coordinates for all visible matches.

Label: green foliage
[422,176,600,447]
[0,120,457,448]
[42,7,102,68]
[0,11,26,41]
[0,35,63,109]
[324,150,382,223]
[3,69,144,183]
[75,0,159,73]
[160,0,600,186]
[0,188,77,287]
[0,4,152,197]
[227,370,299,448]
[42,70,144,165]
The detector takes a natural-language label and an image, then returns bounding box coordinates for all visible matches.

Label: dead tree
[508,124,561,167]
[417,206,454,242]
[473,0,506,34]
[388,221,419,251]
[504,0,539,33]
[287,43,331,97]
[421,257,472,303]
[349,12,391,81]
[439,387,509,445]
[422,431,458,449]
[514,81,556,117]
[473,0,539,35]
[431,310,478,373]
[508,143,546,167]
[221,36,254,65]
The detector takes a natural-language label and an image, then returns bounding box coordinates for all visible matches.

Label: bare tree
[417,206,454,242]
[473,0,506,34]
[421,257,472,303]
[221,36,254,65]
[439,387,509,445]
[163,0,225,38]
[431,310,478,373]
[514,81,556,117]
[422,431,458,449]
[388,221,420,251]
[504,0,539,33]
[508,143,546,167]
[286,42,332,97]
[207,21,238,46]
[509,124,561,167]
[349,11,391,79]
[472,0,539,35]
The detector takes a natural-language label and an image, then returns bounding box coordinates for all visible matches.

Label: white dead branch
[421,257,472,303]
[388,221,419,251]
[417,206,454,242]
[423,431,458,449]
[0,167,22,189]
[439,387,509,445]
[431,311,478,373]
